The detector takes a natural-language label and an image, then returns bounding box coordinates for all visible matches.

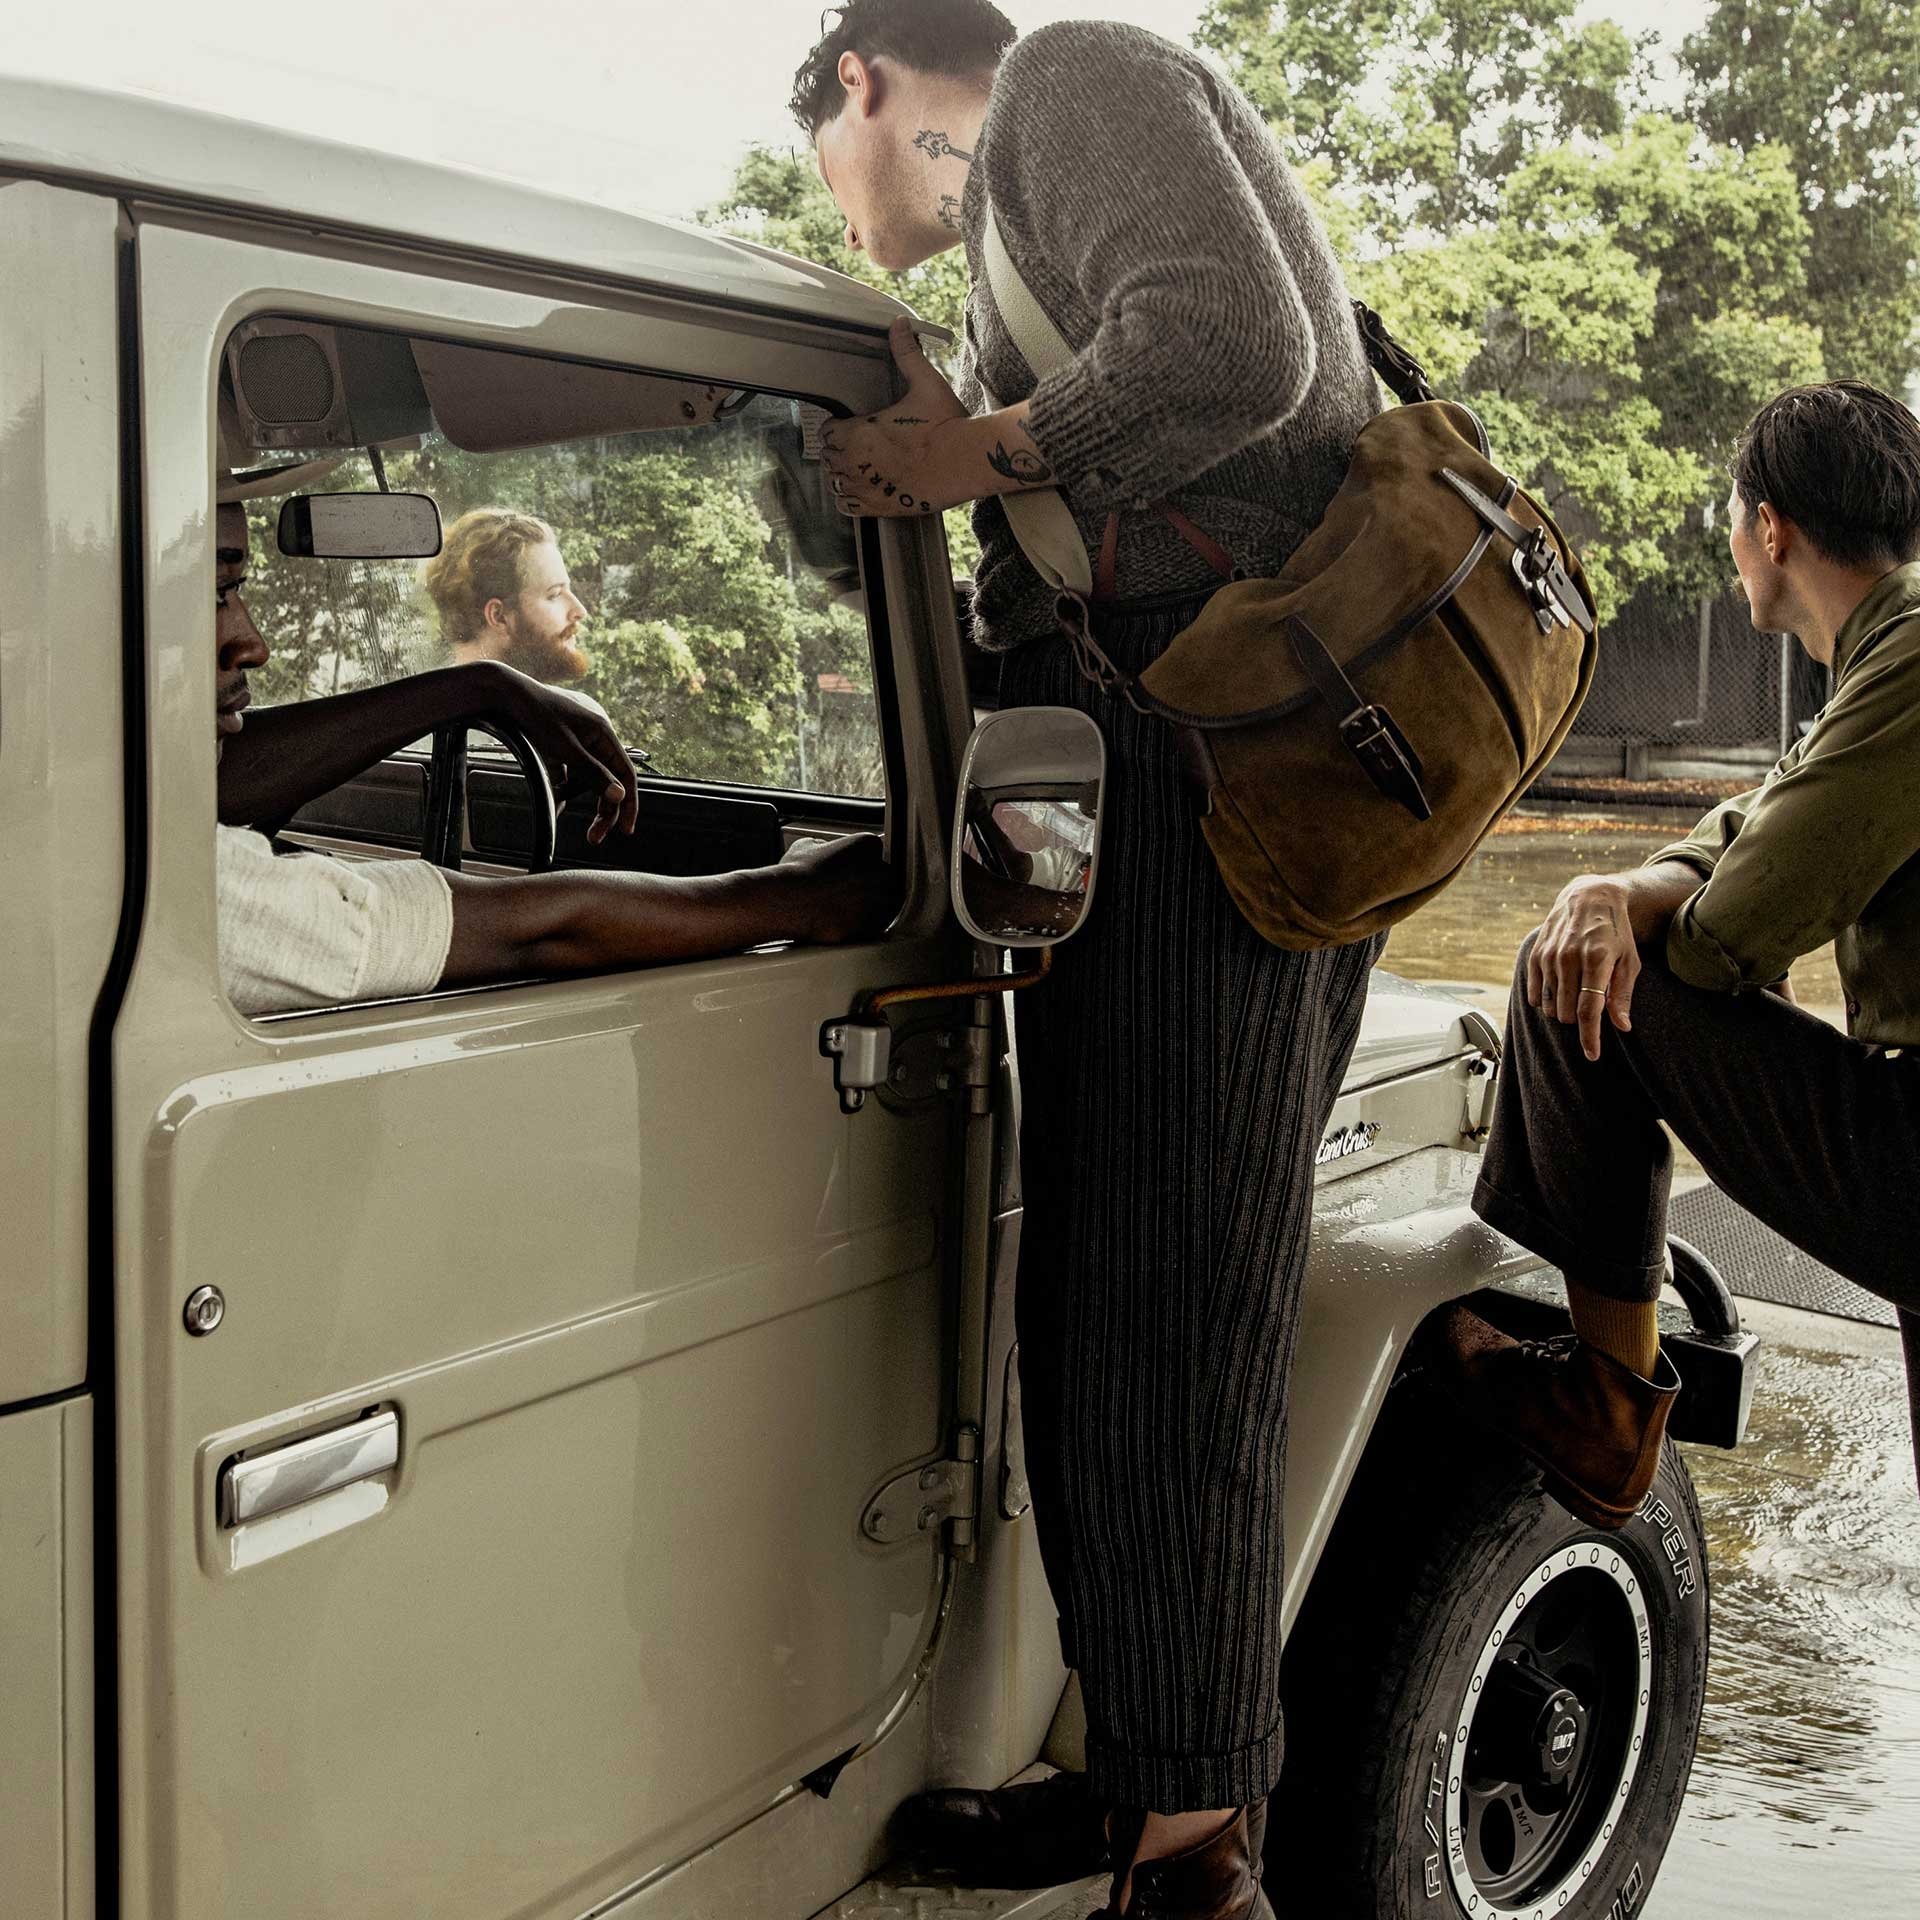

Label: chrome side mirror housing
[951,706,1106,949]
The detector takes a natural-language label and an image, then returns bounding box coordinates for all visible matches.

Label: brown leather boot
[1101,1807,1274,1919]
[896,1770,1110,1887]
[1419,1304,1681,1529]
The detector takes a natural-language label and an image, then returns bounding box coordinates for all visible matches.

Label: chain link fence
[1571,591,1827,756]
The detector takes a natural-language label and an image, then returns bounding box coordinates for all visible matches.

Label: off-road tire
[1270,1382,1708,1918]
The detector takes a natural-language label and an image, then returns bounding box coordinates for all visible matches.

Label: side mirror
[278,491,443,559]
[951,706,1106,948]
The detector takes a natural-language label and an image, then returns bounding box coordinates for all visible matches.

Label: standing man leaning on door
[792,8,1381,1915]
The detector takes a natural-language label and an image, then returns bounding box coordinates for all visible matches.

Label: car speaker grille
[1669,1181,1897,1329]
[237,333,337,424]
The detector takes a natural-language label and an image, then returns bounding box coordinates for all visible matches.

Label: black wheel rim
[1444,1545,1655,1918]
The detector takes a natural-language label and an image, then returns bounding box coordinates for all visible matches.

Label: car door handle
[219,1409,399,1527]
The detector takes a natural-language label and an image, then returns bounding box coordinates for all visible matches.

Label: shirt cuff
[1023,356,1138,511]
[1645,843,1719,878]
[1663,891,1746,994]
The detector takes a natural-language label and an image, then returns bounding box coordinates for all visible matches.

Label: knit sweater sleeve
[987,25,1320,510]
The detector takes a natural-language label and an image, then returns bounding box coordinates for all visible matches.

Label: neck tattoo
[914,128,973,164]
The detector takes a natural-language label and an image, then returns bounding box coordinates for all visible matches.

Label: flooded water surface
[1381,816,1845,1016]
[1384,820,1914,1914]
[1654,1306,1920,1917]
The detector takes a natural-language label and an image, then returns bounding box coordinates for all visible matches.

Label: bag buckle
[1512,528,1581,635]
[1339,704,1434,822]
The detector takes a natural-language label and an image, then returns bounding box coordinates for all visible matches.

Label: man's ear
[482,595,511,633]
[837,50,883,118]
[1756,500,1791,567]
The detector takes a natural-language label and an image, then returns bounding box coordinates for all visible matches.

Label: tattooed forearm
[987,440,1054,486]
[914,129,974,163]
[937,193,962,233]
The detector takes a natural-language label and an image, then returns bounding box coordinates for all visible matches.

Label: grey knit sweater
[958,20,1379,652]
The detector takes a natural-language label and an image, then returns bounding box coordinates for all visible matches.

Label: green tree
[1208,0,1840,614]
[1202,0,1643,239]
[1682,0,1920,394]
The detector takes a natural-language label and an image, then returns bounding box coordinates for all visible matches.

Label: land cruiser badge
[1316,1120,1383,1166]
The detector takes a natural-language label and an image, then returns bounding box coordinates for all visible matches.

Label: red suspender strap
[1090,503,1237,603]
[1093,512,1122,602]
[1154,502,1237,581]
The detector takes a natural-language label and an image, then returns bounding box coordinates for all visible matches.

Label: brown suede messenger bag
[979,205,1599,951]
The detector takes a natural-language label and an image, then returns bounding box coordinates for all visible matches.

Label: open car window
[230,319,886,800]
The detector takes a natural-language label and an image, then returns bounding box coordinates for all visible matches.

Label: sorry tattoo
[914,129,973,163]
[987,440,1055,486]
[888,415,930,425]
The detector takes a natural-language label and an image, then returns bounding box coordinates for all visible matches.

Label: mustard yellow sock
[1566,1281,1660,1380]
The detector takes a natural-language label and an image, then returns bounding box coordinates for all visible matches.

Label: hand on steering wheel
[483,666,639,846]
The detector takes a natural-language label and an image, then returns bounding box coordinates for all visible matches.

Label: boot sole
[1535,1460,1640,1532]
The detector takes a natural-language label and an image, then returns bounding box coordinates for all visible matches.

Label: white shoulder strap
[978,203,1093,600]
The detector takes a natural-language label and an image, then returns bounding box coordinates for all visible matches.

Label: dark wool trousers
[999,592,1382,1813]
[1473,936,1920,1483]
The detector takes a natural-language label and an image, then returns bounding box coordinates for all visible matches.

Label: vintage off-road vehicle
[0,81,1757,1920]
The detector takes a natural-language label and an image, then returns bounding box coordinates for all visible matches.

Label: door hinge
[860,1424,980,1554]
[1458,1009,1501,1142]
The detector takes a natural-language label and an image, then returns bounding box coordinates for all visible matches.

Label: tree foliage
[247,420,883,794]
[1681,0,1920,395]
[1201,0,1911,616]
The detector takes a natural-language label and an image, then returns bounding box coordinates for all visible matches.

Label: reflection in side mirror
[278,492,443,560]
[952,706,1106,949]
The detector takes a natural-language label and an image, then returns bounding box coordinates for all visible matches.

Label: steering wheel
[422,719,557,873]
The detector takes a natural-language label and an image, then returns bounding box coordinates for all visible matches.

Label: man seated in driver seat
[213,498,891,1015]
[424,507,593,684]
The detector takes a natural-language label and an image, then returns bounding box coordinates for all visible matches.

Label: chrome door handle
[219,1409,399,1527]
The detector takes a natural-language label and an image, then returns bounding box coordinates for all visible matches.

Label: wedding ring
[1578,987,1608,997]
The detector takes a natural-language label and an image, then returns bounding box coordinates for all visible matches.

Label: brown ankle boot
[1420,1304,1681,1530]
[1101,1807,1274,1919]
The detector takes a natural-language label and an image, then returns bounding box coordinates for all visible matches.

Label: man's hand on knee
[1527,876,1642,1062]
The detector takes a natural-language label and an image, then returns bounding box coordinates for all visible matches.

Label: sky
[8,0,1709,224]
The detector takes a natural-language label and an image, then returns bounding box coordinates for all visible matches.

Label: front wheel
[1272,1385,1708,1917]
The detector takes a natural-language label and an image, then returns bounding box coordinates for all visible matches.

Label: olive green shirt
[1652,562,1920,1047]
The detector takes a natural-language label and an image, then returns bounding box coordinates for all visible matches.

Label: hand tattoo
[987,440,1054,486]
[888,415,930,425]
[937,193,962,233]
[914,129,973,163]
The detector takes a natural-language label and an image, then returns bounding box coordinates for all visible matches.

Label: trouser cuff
[1472,1174,1666,1304]
[1085,1719,1283,1813]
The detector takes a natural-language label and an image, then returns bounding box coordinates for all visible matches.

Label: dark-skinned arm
[436,833,892,985]
[217,661,639,842]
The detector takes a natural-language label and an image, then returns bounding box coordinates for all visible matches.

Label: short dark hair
[790,0,1017,136]
[1732,380,1920,570]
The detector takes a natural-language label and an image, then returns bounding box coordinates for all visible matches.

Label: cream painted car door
[108,218,969,1920]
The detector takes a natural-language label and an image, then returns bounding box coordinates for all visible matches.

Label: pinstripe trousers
[1000,591,1382,1813]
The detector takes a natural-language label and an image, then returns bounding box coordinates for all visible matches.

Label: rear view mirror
[277,492,442,559]
[952,707,1106,948]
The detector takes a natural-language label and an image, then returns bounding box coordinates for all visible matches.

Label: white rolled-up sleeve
[216,825,454,1015]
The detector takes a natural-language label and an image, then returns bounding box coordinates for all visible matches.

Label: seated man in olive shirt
[1432,381,1920,1522]
[213,500,891,1014]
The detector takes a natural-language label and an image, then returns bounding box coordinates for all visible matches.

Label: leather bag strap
[1284,614,1434,821]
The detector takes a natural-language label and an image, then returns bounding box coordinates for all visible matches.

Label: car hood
[1342,971,1487,1091]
